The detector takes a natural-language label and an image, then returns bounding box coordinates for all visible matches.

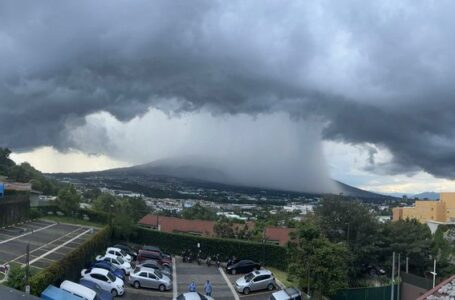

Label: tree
[112,214,136,241]
[56,186,81,215]
[315,196,382,284]
[6,264,26,290]
[289,223,349,298]
[380,219,433,275]
[181,203,216,220]
[92,193,116,212]
[214,219,235,238]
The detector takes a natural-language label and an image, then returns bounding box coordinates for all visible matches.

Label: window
[91,274,107,282]
[107,272,116,282]
[139,272,147,278]
[148,273,157,279]
[108,250,114,255]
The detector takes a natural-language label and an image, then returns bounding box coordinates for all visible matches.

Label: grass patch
[40,216,103,227]
[268,267,298,288]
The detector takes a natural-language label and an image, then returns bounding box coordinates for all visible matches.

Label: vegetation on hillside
[0,147,61,194]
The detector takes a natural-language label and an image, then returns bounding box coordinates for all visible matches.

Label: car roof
[107,247,122,251]
[139,260,160,267]
[252,269,272,276]
[104,253,119,259]
[60,280,97,298]
[144,245,161,250]
[136,266,159,274]
[284,287,301,296]
[90,268,109,276]
[179,292,203,300]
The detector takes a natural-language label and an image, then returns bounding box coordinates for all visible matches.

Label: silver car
[176,292,214,300]
[235,269,276,295]
[128,267,172,292]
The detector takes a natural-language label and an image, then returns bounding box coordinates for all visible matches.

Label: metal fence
[0,194,30,227]
[332,284,399,300]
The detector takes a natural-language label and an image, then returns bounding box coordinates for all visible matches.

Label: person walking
[204,280,213,297]
[188,281,197,292]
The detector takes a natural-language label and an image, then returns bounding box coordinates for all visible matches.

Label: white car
[96,253,133,275]
[60,280,97,300]
[106,247,132,263]
[176,292,214,300]
[81,267,125,297]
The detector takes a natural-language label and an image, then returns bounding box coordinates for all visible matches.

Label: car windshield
[155,270,163,279]
[120,249,127,255]
[117,257,125,264]
[107,272,116,282]
[197,293,208,300]
[134,267,140,273]
[244,273,255,282]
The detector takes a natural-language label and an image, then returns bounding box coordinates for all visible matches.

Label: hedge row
[29,226,112,296]
[34,205,109,224]
[126,226,288,270]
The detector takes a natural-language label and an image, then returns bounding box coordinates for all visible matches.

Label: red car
[137,249,172,267]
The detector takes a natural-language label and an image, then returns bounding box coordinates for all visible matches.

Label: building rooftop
[0,285,40,300]
[417,274,455,300]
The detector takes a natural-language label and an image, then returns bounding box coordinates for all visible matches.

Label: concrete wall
[401,282,427,300]
[0,194,30,227]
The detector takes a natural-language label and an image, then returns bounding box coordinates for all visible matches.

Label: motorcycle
[215,254,221,268]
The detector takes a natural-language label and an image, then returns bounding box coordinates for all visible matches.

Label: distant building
[0,180,32,227]
[392,192,455,224]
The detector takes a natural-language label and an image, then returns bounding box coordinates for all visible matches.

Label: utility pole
[25,243,30,294]
[307,263,310,297]
[431,259,437,288]
[406,257,409,273]
[391,252,395,300]
[397,254,401,300]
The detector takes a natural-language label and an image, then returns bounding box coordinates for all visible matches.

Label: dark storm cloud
[2,0,455,178]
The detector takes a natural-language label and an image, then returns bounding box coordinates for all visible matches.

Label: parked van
[60,280,97,300]
[40,285,82,300]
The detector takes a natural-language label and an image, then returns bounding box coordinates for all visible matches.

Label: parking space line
[28,228,92,265]
[219,267,240,300]
[0,223,57,245]
[172,257,177,300]
[9,226,84,264]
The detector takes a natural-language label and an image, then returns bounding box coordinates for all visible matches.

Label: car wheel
[134,281,141,289]
[268,283,275,291]
[243,287,250,295]
[159,284,165,292]
[111,289,118,297]
[232,269,236,275]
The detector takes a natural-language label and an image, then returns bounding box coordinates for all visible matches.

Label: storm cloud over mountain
[2,0,455,185]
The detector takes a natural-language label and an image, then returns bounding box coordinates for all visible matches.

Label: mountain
[382,191,439,200]
[60,158,392,200]
[414,192,439,200]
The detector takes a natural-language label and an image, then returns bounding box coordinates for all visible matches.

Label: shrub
[29,226,112,296]
[6,264,26,290]
[123,226,288,270]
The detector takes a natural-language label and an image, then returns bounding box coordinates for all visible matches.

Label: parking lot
[0,219,97,272]
[123,256,281,300]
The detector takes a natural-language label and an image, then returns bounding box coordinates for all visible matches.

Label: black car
[113,243,138,260]
[226,259,261,275]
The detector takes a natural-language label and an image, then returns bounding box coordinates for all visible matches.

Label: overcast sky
[3,0,455,194]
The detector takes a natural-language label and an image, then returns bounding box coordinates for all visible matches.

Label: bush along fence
[29,226,112,296]
[33,205,109,224]
[121,226,288,270]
